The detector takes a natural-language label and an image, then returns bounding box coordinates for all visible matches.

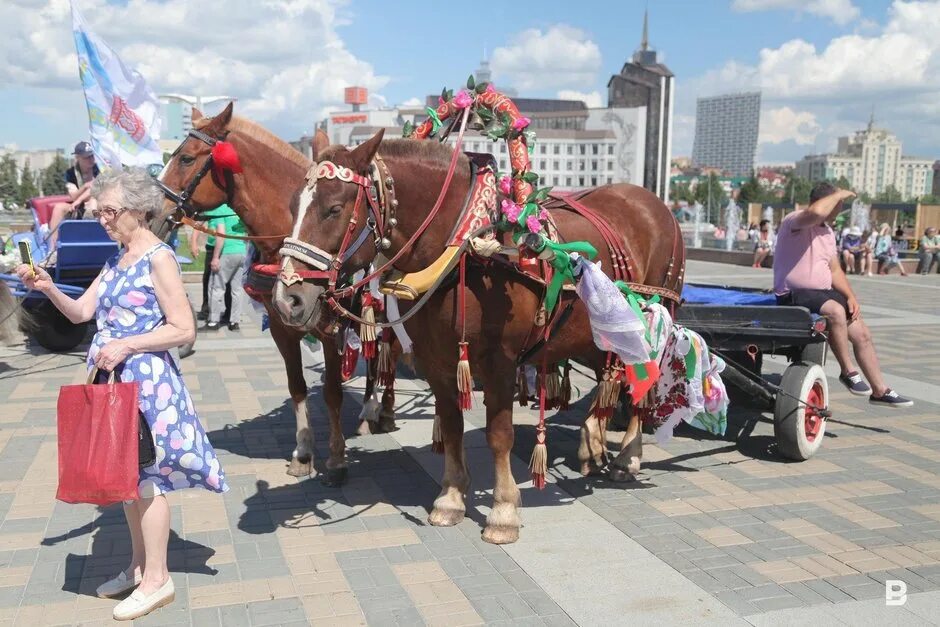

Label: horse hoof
[482,525,519,545]
[320,467,348,487]
[608,466,637,483]
[580,460,606,477]
[287,458,313,477]
[356,420,372,437]
[428,507,465,527]
[377,413,398,433]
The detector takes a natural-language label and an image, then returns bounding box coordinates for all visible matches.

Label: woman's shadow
[42,505,218,597]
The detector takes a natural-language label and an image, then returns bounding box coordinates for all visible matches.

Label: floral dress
[88,242,228,498]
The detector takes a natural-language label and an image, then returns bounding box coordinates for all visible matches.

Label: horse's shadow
[41,505,217,598]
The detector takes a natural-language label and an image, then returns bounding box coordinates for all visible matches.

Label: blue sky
[1,0,937,165]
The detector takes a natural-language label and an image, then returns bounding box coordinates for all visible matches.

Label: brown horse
[155,104,398,486]
[271,130,685,543]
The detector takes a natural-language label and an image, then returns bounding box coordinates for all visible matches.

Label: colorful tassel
[594,367,622,420]
[457,342,473,410]
[529,426,547,489]
[545,369,561,410]
[360,295,377,360]
[431,414,444,454]
[517,366,529,407]
[377,328,395,388]
[560,362,571,410]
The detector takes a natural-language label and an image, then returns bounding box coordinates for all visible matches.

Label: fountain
[850,198,870,233]
[692,202,703,248]
[724,199,742,251]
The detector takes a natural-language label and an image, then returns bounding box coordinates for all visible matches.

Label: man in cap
[773,182,913,407]
[46,141,101,250]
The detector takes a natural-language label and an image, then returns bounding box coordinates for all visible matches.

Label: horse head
[273,129,385,331]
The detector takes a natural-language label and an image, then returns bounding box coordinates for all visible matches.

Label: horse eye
[329,204,342,216]
[179,155,195,165]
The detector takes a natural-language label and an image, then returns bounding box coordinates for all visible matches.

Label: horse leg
[578,411,608,476]
[320,338,348,487]
[268,315,313,477]
[609,406,643,482]
[357,358,380,436]
[427,389,470,527]
[482,361,521,545]
[376,338,402,433]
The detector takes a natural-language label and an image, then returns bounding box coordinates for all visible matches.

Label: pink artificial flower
[485,84,496,93]
[499,176,513,196]
[539,208,549,221]
[501,199,522,222]
[439,95,446,106]
[512,116,531,131]
[453,90,474,109]
[526,214,542,233]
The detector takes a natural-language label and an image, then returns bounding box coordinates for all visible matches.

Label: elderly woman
[15,168,228,621]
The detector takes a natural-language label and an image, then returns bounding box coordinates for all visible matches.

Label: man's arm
[790,189,857,229]
[829,257,860,320]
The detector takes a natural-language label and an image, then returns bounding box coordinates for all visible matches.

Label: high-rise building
[607,9,674,201]
[691,92,761,177]
[795,116,934,200]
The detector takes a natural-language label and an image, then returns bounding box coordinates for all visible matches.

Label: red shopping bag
[56,369,141,505]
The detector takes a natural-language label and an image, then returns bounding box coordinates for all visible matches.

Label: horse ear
[350,129,384,172]
[212,102,234,130]
[191,108,204,123]
[312,129,329,161]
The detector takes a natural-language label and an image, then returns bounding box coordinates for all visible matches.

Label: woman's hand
[14,263,53,293]
[210,257,221,272]
[94,339,134,372]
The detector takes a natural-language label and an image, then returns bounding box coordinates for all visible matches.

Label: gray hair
[91,167,163,222]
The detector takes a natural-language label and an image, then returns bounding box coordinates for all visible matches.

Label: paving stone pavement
[0,262,937,625]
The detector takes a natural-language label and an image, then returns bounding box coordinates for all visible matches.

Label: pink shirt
[773,210,837,295]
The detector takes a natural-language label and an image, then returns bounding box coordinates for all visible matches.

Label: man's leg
[46,202,73,249]
[917,250,929,274]
[820,299,855,374]
[846,319,887,396]
[199,244,214,318]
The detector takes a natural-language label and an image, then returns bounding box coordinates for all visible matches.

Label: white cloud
[399,97,423,107]
[759,107,821,145]
[0,0,388,136]
[731,0,861,25]
[556,90,603,108]
[491,25,601,91]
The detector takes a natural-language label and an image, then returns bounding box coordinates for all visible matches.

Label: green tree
[783,175,812,205]
[693,173,728,223]
[737,174,763,205]
[40,155,69,196]
[670,180,694,203]
[0,155,18,205]
[916,194,940,205]
[17,159,40,204]
[876,185,903,203]
[831,175,852,191]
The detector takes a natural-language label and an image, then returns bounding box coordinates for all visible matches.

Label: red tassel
[211,140,243,181]
[457,342,473,410]
[341,343,359,382]
[593,367,622,421]
[360,294,377,360]
[378,328,395,388]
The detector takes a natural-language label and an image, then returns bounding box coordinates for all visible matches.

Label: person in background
[840,226,864,274]
[751,219,775,268]
[189,206,231,323]
[206,210,247,331]
[14,168,228,620]
[47,141,101,250]
[874,223,907,276]
[916,226,940,275]
[773,182,912,407]
[860,228,876,276]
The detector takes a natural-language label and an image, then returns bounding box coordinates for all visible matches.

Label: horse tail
[0,280,30,344]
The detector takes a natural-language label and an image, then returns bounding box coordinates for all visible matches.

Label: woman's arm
[93,250,195,371]
[14,264,101,324]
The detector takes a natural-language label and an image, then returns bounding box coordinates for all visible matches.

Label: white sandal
[95,570,141,598]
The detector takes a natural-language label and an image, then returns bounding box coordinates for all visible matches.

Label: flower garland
[405,75,596,313]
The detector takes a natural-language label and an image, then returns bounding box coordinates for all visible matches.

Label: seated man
[773,182,912,407]
[47,141,100,250]
[840,226,863,274]
[917,227,940,275]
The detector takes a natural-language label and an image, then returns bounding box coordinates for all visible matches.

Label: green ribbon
[683,331,698,380]
[541,240,598,313]
[425,106,443,135]
[614,281,660,345]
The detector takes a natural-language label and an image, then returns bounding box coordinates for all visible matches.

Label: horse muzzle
[273,280,325,331]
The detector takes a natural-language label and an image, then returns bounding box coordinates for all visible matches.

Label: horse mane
[195,115,311,170]
[319,137,468,169]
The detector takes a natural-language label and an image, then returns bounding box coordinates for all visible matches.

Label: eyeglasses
[92,206,127,220]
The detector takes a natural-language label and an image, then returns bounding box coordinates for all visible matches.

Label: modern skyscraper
[692,92,761,177]
[607,9,674,201]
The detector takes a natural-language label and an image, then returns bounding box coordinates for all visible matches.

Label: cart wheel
[32,301,88,352]
[775,363,828,461]
[800,342,827,366]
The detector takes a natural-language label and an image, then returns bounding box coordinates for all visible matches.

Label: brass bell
[468,110,485,131]
[379,238,392,250]
[385,177,394,187]
[391,199,399,208]
[388,217,398,227]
